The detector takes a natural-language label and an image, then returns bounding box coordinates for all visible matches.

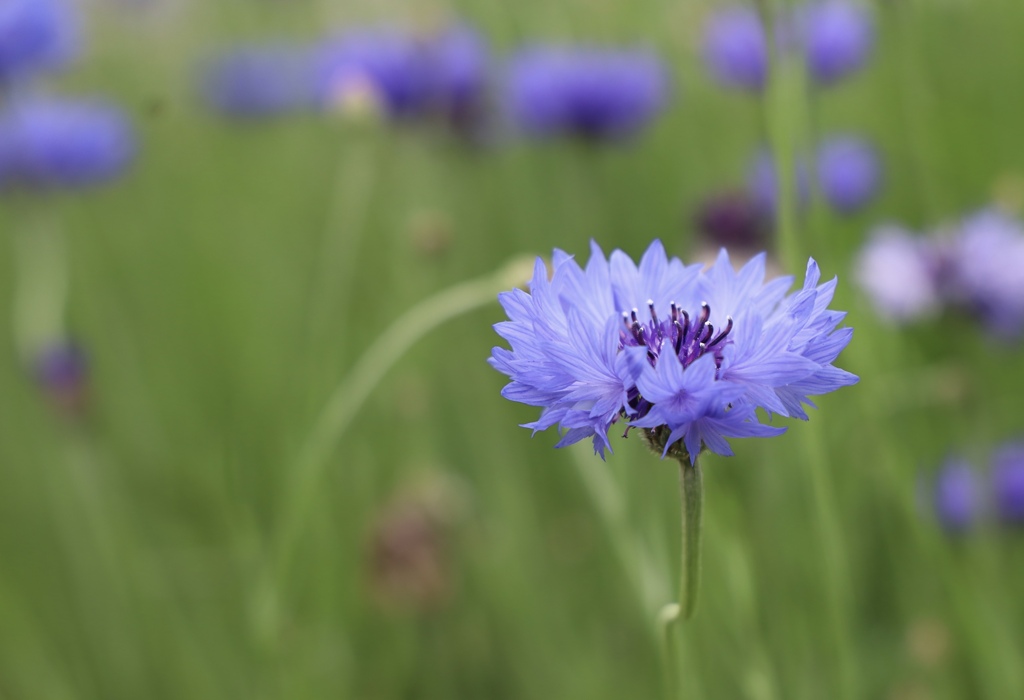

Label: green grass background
[1,0,1024,697]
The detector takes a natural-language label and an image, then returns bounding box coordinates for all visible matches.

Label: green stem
[659,456,704,700]
[11,200,68,364]
[271,256,534,593]
[677,458,704,621]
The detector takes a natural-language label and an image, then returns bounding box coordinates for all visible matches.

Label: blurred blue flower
[426,24,489,126]
[701,6,768,92]
[199,45,315,119]
[33,340,88,414]
[0,0,78,84]
[944,209,1024,338]
[314,29,432,118]
[816,136,880,213]
[0,96,136,190]
[799,0,874,86]
[854,225,943,324]
[746,148,810,218]
[930,458,981,533]
[505,47,668,140]
[313,25,490,124]
[490,240,856,459]
[748,138,881,218]
[992,442,1024,524]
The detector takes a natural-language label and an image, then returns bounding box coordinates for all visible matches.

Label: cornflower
[490,240,857,461]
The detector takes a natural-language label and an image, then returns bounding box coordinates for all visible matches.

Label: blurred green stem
[762,7,857,696]
[570,446,668,617]
[11,199,68,364]
[765,51,808,273]
[265,256,534,619]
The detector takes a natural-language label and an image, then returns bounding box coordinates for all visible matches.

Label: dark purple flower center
[618,300,734,434]
[619,299,733,370]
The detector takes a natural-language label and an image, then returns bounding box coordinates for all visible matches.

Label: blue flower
[314,29,433,117]
[0,0,78,84]
[490,241,857,460]
[701,6,768,92]
[992,442,1024,524]
[816,136,880,213]
[929,458,981,533]
[313,24,489,124]
[854,225,943,324]
[199,45,316,119]
[33,340,88,415]
[505,47,668,140]
[944,209,1024,338]
[799,0,874,86]
[746,148,810,218]
[748,137,881,218]
[426,24,489,126]
[0,96,136,190]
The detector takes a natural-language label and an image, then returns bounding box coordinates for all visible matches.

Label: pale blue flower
[490,240,857,460]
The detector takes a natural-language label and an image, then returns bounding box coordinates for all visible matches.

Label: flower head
[928,458,981,533]
[746,148,811,218]
[313,24,489,124]
[992,442,1024,525]
[799,0,874,86]
[816,136,880,213]
[505,47,668,140]
[33,340,88,416]
[490,241,857,461]
[0,0,78,84]
[199,45,316,119]
[425,24,489,127]
[854,225,943,324]
[943,209,1024,338]
[0,96,136,190]
[701,6,768,92]
[314,28,433,118]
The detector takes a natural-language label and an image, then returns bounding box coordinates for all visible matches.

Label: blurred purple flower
[992,442,1024,524]
[930,458,981,533]
[426,24,489,127]
[746,148,811,218]
[314,29,432,117]
[944,210,1024,338]
[816,136,881,213]
[0,96,136,188]
[799,0,874,86]
[854,225,943,324]
[694,190,770,252]
[34,340,88,415]
[0,0,78,83]
[199,45,315,119]
[313,25,490,124]
[0,96,136,190]
[490,240,856,460]
[505,47,668,140]
[701,6,768,92]
[35,340,85,389]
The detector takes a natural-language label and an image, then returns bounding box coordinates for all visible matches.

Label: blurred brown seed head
[366,471,471,614]
[408,210,453,257]
[906,617,951,669]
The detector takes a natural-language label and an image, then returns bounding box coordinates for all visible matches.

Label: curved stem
[272,256,534,590]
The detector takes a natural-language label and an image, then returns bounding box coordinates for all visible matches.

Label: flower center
[619,299,733,371]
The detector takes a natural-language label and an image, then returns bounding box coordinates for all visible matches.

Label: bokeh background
[2,0,1024,698]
